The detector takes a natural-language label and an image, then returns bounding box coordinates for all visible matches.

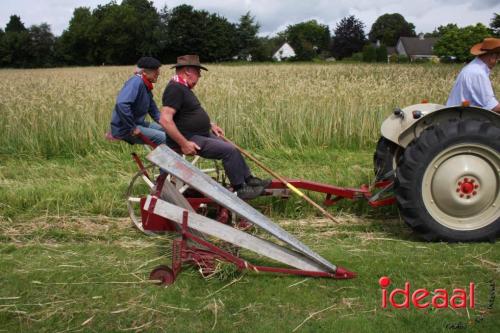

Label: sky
[0,0,499,36]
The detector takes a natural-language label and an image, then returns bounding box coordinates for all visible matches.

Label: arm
[160,106,200,155]
[473,74,499,111]
[148,97,161,123]
[115,79,141,135]
[210,122,224,137]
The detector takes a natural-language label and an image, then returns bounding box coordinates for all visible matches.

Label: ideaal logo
[379,276,496,330]
[379,276,475,309]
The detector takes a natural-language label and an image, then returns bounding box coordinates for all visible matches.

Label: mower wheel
[395,118,500,242]
[373,137,400,181]
[149,265,175,285]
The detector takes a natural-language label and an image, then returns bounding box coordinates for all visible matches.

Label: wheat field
[1,62,486,157]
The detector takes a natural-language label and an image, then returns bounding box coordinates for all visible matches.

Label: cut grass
[1,149,499,332]
[1,216,498,333]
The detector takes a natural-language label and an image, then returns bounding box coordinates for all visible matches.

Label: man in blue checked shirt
[447,38,500,113]
[110,57,166,145]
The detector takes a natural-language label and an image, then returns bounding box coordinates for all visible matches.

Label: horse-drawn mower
[121,103,499,285]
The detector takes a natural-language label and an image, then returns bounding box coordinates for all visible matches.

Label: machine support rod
[221,135,338,224]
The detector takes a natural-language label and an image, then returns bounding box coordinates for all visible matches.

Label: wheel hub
[456,177,479,198]
[422,144,499,231]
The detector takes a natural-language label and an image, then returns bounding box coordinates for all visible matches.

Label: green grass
[0,63,499,332]
[1,149,498,332]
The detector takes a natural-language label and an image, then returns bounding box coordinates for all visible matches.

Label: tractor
[374,103,499,242]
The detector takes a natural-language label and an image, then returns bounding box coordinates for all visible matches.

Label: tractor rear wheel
[395,118,500,242]
[373,137,400,181]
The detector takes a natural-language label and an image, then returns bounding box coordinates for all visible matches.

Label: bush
[388,54,399,63]
[351,52,363,62]
[414,57,431,63]
[375,45,388,62]
[397,55,409,63]
[362,44,376,62]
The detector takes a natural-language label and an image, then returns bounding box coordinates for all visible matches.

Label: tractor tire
[373,137,399,180]
[395,118,500,242]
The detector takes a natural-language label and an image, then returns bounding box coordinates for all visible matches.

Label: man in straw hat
[446,37,500,113]
[159,55,270,200]
[110,56,167,144]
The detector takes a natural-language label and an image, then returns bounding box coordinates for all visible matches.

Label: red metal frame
[127,145,395,284]
[148,209,356,284]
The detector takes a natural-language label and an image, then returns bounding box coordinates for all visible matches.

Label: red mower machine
[121,103,499,285]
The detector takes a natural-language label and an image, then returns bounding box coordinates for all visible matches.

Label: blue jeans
[122,122,166,146]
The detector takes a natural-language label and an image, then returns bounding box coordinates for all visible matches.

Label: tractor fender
[382,104,500,148]
[381,103,444,147]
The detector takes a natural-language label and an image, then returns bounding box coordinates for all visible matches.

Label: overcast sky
[0,0,499,36]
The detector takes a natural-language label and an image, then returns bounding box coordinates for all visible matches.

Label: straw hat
[470,38,500,56]
[171,55,208,71]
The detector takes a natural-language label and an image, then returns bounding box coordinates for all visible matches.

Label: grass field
[0,63,499,332]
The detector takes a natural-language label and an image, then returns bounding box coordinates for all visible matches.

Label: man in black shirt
[160,55,270,200]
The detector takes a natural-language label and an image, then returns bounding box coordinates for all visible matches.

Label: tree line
[0,0,499,68]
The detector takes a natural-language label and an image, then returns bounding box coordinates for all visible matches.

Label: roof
[272,42,296,60]
[398,37,439,56]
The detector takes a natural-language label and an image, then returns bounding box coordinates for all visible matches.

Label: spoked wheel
[126,164,159,235]
[149,265,175,286]
[126,155,224,234]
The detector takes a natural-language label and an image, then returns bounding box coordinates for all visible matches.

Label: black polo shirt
[162,81,211,138]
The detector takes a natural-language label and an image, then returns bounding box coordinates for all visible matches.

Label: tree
[434,23,491,62]
[425,23,459,38]
[1,15,31,67]
[236,12,260,60]
[286,20,330,60]
[202,13,239,61]
[162,5,238,62]
[161,5,208,61]
[331,15,366,60]
[369,13,416,46]
[5,15,26,33]
[29,23,55,67]
[491,13,500,37]
[121,0,161,56]
[91,2,143,65]
[0,28,6,66]
[56,7,96,65]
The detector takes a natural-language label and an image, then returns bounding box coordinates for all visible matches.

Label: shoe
[246,176,272,188]
[236,184,264,200]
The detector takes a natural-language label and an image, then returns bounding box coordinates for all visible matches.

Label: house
[272,42,296,61]
[396,34,439,61]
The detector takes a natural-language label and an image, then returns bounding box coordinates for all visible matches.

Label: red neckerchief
[171,74,192,89]
[141,74,154,91]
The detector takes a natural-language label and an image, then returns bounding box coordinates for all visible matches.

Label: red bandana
[171,74,192,89]
[141,74,154,91]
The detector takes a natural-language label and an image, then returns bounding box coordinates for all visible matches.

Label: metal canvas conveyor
[141,145,355,284]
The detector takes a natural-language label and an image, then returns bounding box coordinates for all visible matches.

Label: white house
[272,42,296,61]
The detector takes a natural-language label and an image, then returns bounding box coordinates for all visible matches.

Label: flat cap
[137,56,162,69]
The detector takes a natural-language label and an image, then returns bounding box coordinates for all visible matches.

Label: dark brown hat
[137,56,161,69]
[171,54,208,71]
[470,38,500,56]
